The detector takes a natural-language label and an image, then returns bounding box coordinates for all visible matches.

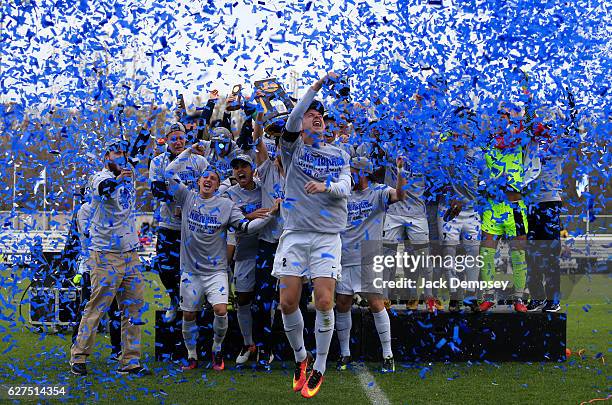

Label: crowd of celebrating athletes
[68,69,578,399]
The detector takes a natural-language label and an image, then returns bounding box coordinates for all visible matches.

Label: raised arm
[164,148,200,206]
[253,111,270,165]
[283,71,339,141]
[388,156,406,204]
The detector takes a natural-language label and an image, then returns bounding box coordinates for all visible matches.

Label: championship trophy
[225,84,243,112]
[176,92,187,121]
[253,78,295,136]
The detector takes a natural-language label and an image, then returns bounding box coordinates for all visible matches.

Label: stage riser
[154,309,566,363]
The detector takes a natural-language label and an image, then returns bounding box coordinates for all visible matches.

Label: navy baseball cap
[166,122,186,136]
[307,100,325,116]
[104,138,128,154]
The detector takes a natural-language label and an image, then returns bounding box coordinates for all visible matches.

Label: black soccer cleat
[70,362,87,376]
[336,355,353,371]
[381,356,395,373]
[542,301,561,313]
[527,299,544,312]
[448,299,461,312]
[117,365,152,377]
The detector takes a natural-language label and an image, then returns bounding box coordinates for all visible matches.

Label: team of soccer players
[69,71,576,398]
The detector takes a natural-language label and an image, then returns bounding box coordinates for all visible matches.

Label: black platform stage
[154,308,566,363]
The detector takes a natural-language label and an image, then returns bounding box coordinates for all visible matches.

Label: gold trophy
[253,78,295,135]
[225,84,243,111]
[176,92,187,121]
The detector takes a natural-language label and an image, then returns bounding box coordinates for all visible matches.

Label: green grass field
[0,269,609,404]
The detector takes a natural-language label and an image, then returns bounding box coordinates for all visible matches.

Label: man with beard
[70,138,150,377]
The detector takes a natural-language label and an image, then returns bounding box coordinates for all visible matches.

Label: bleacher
[0,230,156,265]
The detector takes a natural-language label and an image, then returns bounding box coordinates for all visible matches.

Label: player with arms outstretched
[273,71,351,398]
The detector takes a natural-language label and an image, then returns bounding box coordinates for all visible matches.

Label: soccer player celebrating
[199,127,240,187]
[336,156,405,373]
[224,154,270,367]
[479,107,535,313]
[149,123,209,322]
[526,93,579,312]
[250,110,286,369]
[165,145,279,371]
[437,128,485,312]
[381,133,435,311]
[273,71,351,398]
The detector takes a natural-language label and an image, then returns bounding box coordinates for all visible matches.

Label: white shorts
[233,258,256,293]
[336,264,359,295]
[438,205,481,246]
[272,230,341,280]
[337,264,385,296]
[383,214,429,243]
[180,271,229,311]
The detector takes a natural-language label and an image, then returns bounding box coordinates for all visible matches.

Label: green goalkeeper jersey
[484,146,524,194]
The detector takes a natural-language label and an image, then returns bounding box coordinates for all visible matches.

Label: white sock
[212,314,228,353]
[335,310,352,357]
[182,319,198,360]
[314,309,334,374]
[372,309,392,358]
[416,246,434,297]
[282,309,306,362]
[236,304,254,346]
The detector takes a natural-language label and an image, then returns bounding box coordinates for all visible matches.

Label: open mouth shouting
[201,179,214,191]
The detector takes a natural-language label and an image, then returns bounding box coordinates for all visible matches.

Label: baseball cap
[104,138,128,154]
[323,113,336,122]
[210,126,232,142]
[166,122,186,136]
[307,100,325,116]
[350,156,373,174]
[231,154,254,168]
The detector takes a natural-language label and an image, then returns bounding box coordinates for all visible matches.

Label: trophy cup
[176,92,187,121]
[253,78,295,136]
[225,84,243,112]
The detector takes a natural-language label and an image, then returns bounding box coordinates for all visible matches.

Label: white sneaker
[163,308,177,323]
[236,344,257,365]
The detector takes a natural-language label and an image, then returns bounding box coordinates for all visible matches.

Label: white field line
[354,364,391,405]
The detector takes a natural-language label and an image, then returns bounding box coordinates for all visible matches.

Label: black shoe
[256,349,274,371]
[117,365,152,377]
[448,300,461,312]
[526,300,544,312]
[381,356,395,373]
[110,351,121,362]
[542,301,561,312]
[463,297,479,312]
[336,355,352,371]
[70,362,87,376]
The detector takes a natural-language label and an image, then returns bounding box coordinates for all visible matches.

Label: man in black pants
[149,123,209,322]
[526,95,579,312]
